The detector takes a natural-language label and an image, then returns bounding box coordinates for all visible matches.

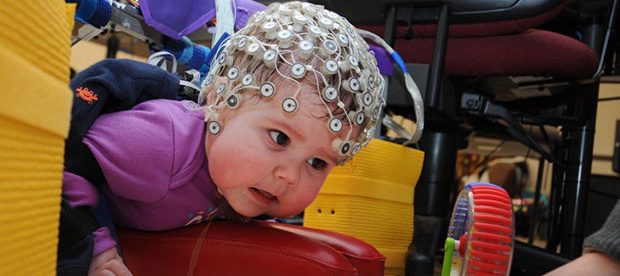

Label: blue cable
[74,0,112,28]
[163,36,213,75]
[205,32,231,68]
[390,51,409,74]
[177,37,195,65]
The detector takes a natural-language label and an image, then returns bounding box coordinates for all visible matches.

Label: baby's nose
[273,162,300,188]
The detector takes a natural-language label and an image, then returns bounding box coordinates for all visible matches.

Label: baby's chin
[226,203,266,218]
[264,209,302,219]
[231,206,299,219]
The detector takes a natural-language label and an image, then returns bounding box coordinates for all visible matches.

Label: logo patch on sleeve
[75,86,99,104]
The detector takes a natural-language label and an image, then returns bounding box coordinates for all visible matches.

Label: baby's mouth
[250,187,278,204]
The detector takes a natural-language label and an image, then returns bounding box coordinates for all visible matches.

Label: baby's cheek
[306,185,323,204]
[226,144,267,172]
[295,183,323,209]
[209,141,267,187]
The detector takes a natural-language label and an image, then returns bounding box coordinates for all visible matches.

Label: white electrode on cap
[293,14,308,32]
[278,5,293,16]
[342,77,360,93]
[246,42,263,56]
[337,33,349,46]
[236,37,248,50]
[298,40,314,60]
[318,17,333,30]
[263,49,277,68]
[290,63,307,79]
[322,59,339,75]
[322,86,338,102]
[277,29,293,49]
[261,21,278,39]
[306,25,323,42]
[302,5,317,16]
[320,39,338,58]
[339,55,358,72]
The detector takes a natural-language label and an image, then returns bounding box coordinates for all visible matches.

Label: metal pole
[426,4,449,108]
[529,157,546,245]
[560,84,599,258]
[384,6,397,46]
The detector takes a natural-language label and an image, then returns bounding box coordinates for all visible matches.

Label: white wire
[356,28,425,145]
[147,51,178,74]
[214,0,236,48]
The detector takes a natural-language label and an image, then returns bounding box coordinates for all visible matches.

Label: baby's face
[204,83,349,218]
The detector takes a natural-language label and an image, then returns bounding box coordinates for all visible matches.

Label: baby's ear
[204,86,216,105]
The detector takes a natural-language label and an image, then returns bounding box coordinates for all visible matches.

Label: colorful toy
[442,183,515,276]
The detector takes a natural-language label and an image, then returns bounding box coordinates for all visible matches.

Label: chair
[311,0,617,274]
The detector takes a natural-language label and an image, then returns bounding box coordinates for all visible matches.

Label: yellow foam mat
[305,139,424,275]
[0,46,72,136]
[0,1,72,83]
[0,1,73,274]
[0,116,65,275]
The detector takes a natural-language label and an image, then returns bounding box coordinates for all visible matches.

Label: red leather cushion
[117,221,385,276]
[391,29,598,77]
[269,223,386,276]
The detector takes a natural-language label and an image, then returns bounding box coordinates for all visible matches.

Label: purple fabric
[140,0,216,39]
[92,227,116,255]
[234,0,267,29]
[140,0,266,39]
[63,171,99,207]
[369,44,393,76]
[83,99,219,230]
[62,171,116,256]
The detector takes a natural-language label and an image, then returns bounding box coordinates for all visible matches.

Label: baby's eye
[269,130,290,146]
[307,158,327,171]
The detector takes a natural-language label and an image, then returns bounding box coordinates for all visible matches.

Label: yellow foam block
[0,1,73,275]
[305,139,424,275]
[0,46,72,136]
[0,116,66,275]
[0,1,72,83]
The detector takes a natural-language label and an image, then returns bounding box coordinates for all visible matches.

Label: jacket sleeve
[62,171,117,256]
[59,60,180,272]
[583,199,620,261]
[65,59,180,185]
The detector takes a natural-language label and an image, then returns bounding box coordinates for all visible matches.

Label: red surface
[269,222,386,276]
[359,2,597,79]
[388,29,598,77]
[459,233,468,257]
[359,4,566,38]
[356,2,599,78]
[473,222,512,235]
[472,232,512,244]
[466,186,514,275]
[474,194,511,205]
[117,220,385,276]
[474,214,513,226]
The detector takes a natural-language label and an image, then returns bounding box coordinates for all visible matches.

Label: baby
[63,2,384,275]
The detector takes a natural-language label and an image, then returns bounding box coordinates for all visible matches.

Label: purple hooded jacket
[63,99,219,255]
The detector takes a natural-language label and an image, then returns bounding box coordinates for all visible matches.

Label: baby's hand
[88,247,133,276]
